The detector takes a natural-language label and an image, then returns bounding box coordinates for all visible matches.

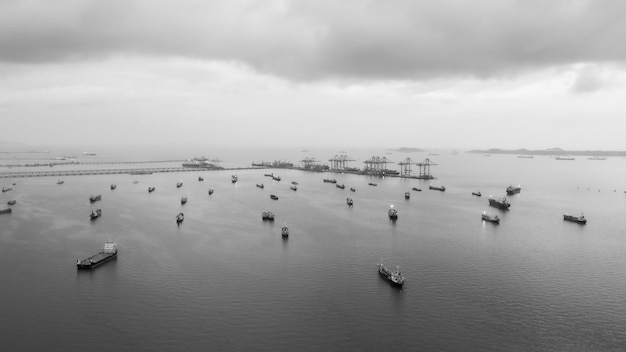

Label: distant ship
[412,187,422,192]
[57,180,64,185]
[270,194,279,200]
[336,184,345,189]
[506,185,521,195]
[404,191,410,199]
[290,185,297,191]
[272,175,282,181]
[368,183,377,186]
[388,207,398,220]
[556,156,575,160]
[89,194,102,203]
[176,181,183,188]
[256,184,264,189]
[0,207,12,214]
[176,212,184,224]
[231,175,238,183]
[82,152,97,156]
[563,213,587,224]
[323,179,337,184]
[517,155,534,158]
[481,212,500,224]
[588,156,606,160]
[7,200,16,206]
[89,209,102,220]
[2,186,13,192]
[346,197,353,206]
[148,187,155,193]
[208,188,214,195]
[281,226,289,238]
[110,184,116,190]
[429,185,446,192]
[76,240,117,269]
[377,258,405,287]
[262,211,275,221]
[180,197,187,205]
[488,197,511,209]
[472,191,482,197]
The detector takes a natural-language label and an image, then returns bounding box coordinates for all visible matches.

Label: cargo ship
[90,209,102,220]
[388,207,398,220]
[281,226,289,238]
[377,258,405,287]
[262,211,275,221]
[488,197,511,209]
[89,194,102,203]
[506,185,521,195]
[0,207,12,214]
[481,212,500,224]
[563,213,586,224]
[429,185,446,191]
[76,240,117,269]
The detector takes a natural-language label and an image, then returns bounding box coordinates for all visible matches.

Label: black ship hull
[77,252,117,269]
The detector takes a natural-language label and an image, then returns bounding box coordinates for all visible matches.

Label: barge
[77,240,117,269]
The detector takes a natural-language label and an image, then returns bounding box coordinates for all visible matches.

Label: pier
[0,166,274,179]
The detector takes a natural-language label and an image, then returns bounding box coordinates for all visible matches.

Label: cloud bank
[2,0,626,81]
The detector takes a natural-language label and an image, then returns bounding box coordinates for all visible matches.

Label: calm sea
[1,147,626,351]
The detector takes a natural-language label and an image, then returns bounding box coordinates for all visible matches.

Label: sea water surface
[1,148,626,351]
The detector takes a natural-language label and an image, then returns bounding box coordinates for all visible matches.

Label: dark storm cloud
[1,0,626,80]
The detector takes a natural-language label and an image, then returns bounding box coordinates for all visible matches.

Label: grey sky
[2,0,626,149]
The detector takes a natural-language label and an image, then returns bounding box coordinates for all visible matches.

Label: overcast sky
[2,0,626,150]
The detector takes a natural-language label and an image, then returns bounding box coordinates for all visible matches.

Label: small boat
[231,175,238,183]
[281,225,289,237]
[506,185,521,195]
[110,184,116,190]
[488,197,511,209]
[429,185,446,192]
[262,211,275,221]
[481,212,500,224]
[90,209,102,220]
[2,186,13,192]
[270,194,279,200]
[0,208,12,214]
[76,240,118,269]
[264,173,273,177]
[272,175,281,181]
[368,183,377,186]
[198,176,204,181]
[290,185,297,191]
[7,200,16,205]
[176,212,184,224]
[208,188,214,195]
[323,179,337,184]
[350,187,356,192]
[57,180,64,185]
[336,184,345,189]
[563,213,587,224]
[180,197,187,205]
[556,155,575,160]
[472,191,482,197]
[257,184,264,189]
[176,181,183,188]
[148,187,155,193]
[388,207,398,220]
[346,197,353,206]
[89,194,102,203]
[377,258,405,287]
[412,187,422,192]
[404,191,410,199]
[291,181,298,185]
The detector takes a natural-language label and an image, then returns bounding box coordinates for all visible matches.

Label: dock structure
[398,158,418,178]
[328,155,355,171]
[0,166,236,179]
[300,157,328,171]
[363,156,393,173]
[415,158,437,179]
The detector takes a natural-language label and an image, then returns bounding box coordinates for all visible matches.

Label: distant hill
[391,147,425,153]
[469,148,626,156]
